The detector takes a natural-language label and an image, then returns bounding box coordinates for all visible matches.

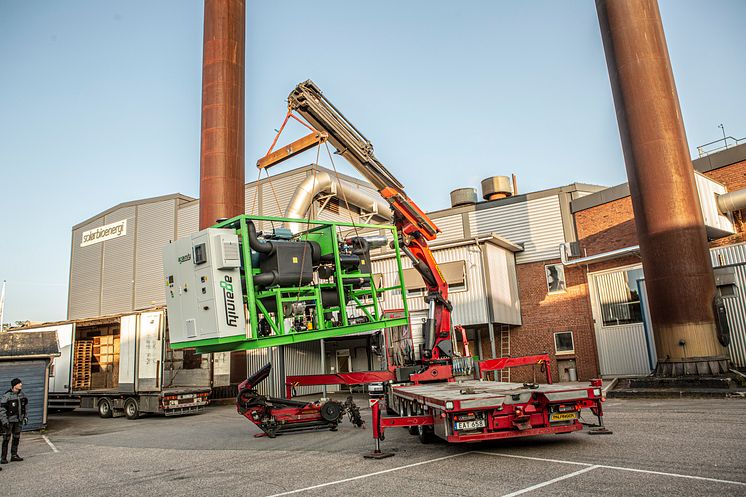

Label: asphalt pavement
[3,396,745,496]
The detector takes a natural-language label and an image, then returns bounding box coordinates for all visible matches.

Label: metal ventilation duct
[285,169,392,233]
[716,188,746,214]
[481,176,513,201]
[450,188,478,207]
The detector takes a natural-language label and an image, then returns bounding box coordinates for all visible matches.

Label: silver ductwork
[285,169,392,233]
[716,188,746,214]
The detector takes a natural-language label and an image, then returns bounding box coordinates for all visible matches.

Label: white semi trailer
[18,309,229,419]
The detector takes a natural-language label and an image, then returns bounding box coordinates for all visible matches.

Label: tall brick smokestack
[199,0,245,230]
[596,0,728,375]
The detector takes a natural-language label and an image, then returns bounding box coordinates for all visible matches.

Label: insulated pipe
[717,188,746,214]
[596,0,727,372]
[247,221,273,254]
[285,170,392,233]
[199,0,245,230]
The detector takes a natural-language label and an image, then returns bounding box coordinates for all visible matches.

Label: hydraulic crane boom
[258,80,454,360]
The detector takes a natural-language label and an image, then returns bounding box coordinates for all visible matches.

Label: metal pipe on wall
[717,188,746,214]
[199,0,246,230]
[596,0,728,375]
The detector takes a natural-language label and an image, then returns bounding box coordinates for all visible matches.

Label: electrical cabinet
[163,228,247,346]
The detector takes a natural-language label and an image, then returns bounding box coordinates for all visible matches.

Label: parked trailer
[18,309,228,419]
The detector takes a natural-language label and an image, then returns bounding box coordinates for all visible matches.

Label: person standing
[0,378,27,464]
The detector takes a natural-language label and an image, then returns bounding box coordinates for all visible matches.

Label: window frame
[545,263,567,294]
[553,331,575,356]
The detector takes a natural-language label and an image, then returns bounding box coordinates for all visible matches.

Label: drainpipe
[559,243,640,267]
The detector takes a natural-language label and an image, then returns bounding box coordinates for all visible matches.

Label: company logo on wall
[80,220,127,247]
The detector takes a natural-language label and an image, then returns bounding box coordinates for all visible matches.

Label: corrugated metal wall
[134,200,176,310]
[69,218,104,319]
[244,342,330,398]
[432,214,465,242]
[466,195,565,264]
[0,360,49,431]
[177,202,199,239]
[101,206,136,315]
[711,243,746,266]
[373,243,489,326]
[261,171,307,220]
[694,172,733,234]
[710,243,746,368]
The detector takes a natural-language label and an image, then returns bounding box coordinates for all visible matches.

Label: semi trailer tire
[124,398,140,420]
[98,398,113,419]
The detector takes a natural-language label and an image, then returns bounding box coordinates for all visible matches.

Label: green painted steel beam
[193,317,409,353]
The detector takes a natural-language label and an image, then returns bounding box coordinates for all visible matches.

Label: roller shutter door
[0,360,48,431]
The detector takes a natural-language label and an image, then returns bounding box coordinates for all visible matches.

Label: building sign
[81,220,127,247]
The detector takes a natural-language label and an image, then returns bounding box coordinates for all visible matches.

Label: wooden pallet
[73,340,93,389]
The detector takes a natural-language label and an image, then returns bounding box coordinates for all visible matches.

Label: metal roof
[0,331,60,359]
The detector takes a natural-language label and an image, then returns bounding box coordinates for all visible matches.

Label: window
[545,264,566,293]
[596,268,644,326]
[402,261,467,296]
[554,331,575,355]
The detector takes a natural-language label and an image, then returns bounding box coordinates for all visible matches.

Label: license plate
[550,412,578,422]
[455,419,486,431]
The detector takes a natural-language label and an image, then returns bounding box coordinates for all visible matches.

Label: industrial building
[65,143,746,394]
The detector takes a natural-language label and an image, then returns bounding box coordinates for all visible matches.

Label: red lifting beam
[285,371,395,398]
[479,354,553,384]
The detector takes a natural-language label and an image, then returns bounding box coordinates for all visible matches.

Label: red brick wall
[575,197,638,256]
[704,160,746,191]
[480,259,599,383]
[704,161,746,234]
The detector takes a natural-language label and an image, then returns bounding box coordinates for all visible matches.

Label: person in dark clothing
[0,378,28,464]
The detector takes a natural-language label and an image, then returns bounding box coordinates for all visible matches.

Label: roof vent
[450,188,478,207]
[481,176,513,201]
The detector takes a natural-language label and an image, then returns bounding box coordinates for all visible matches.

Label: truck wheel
[418,425,435,444]
[408,426,419,435]
[124,398,140,420]
[98,398,113,419]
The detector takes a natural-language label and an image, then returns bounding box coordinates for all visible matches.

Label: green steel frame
[181,214,409,354]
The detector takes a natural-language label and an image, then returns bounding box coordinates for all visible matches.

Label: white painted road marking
[499,466,599,497]
[42,435,59,453]
[265,452,471,496]
[475,451,746,487]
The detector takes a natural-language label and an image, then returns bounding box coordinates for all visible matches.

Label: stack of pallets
[73,340,93,389]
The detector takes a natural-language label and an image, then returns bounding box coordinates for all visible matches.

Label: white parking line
[475,451,746,487]
[499,466,599,497]
[41,435,59,453]
[265,452,471,496]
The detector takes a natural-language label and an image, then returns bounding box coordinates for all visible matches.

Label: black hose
[247,220,273,254]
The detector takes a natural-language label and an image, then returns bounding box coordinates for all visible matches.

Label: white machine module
[163,228,247,346]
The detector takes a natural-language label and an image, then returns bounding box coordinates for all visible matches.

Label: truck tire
[124,398,140,420]
[98,398,113,419]
[418,425,435,444]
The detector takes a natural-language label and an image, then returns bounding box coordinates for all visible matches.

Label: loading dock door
[137,311,163,391]
[589,266,654,377]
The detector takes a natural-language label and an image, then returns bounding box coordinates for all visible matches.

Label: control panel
[163,228,247,346]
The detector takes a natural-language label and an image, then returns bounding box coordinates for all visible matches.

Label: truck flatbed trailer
[387,379,602,443]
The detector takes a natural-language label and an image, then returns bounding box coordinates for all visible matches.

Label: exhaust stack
[199,0,246,230]
[596,0,728,375]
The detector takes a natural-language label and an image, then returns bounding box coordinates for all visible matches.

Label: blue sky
[1,0,744,323]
